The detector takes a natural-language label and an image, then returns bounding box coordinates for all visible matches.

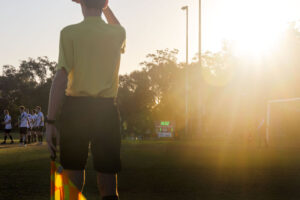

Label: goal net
[266,98,300,146]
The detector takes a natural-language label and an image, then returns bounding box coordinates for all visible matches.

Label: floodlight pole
[199,0,202,66]
[266,103,271,144]
[198,0,203,137]
[182,6,189,135]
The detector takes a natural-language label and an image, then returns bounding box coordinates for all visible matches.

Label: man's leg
[97,173,119,199]
[37,131,40,142]
[21,133,26,145]
[32,131,36,142]
[8,133,14,143]
[64,170,85,191]
[1,134,7,144]
[27,131,31,144]
[24,128,28,145]
[40,129,44,143]
[23,133,27,145]
[19,133,23,143]
[37,130,42,143]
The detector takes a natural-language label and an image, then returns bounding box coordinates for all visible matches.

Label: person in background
[19,106,28,146]
[31,109,38,143]
[36,106,44,144]
[1,110,14,144]
[257,118,268,148]
[26,108,32,144]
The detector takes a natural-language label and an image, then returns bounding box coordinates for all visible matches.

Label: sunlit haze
[0,0,299,74]
[223,0,294,57]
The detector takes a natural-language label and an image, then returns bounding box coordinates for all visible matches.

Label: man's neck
[83,9,102,18]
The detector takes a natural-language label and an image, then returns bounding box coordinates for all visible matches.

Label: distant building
[155,121,175,138]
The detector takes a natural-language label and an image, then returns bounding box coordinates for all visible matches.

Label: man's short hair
[19,106,25,110]
[4,109,9,114]
[36,106,41,110]
[82,0,106,9]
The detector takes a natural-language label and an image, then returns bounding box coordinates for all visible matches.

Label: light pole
[198,0,202,136]
[182,6,189,135]
[199,0,202,66]
[182,6,189,66]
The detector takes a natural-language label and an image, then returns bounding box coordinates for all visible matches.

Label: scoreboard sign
[155,121,175,138]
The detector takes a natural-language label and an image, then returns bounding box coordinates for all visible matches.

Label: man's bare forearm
[47,69,68,120]
[103,6,121,25]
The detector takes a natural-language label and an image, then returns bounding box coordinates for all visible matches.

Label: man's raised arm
[103,6,121,25]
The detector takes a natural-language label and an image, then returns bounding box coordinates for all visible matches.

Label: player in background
[31,109,38,143]
[26,108,32,144]
[36,106,45,144]
[257,118,268,148]
[1,110,14,144]
[19,106,28,146]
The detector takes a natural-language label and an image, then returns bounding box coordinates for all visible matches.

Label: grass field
[1,133,300,200]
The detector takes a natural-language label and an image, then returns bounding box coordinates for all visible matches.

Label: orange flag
[50,161,86,200]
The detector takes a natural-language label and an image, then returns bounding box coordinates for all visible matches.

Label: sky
[0,0,300,74]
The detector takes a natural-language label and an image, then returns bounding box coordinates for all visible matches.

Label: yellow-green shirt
[56,17,126,98]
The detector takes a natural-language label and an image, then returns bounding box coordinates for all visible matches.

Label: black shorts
[4,129,11,134]
[37,126,44,132]
[20,127,27,134]
[59,96,121,173]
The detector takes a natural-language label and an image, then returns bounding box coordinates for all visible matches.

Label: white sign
[158,132,173,138]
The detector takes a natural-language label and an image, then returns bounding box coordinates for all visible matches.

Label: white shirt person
[20,111,28,128]
[2,110,14,144]
[4,114,12,130]
[36,111,44,127]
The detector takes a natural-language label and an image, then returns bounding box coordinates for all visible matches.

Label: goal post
[266,97,300,145]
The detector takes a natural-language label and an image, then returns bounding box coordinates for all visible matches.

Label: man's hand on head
[73,0,109,10]
[103,0,109,10]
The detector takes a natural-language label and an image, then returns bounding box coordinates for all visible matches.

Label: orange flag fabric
[50,161,86,200]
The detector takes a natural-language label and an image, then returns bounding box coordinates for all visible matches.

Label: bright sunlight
[215,0,288,57]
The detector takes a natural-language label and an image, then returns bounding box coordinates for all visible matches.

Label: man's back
[57,17,126,97]
[46,2,125,199]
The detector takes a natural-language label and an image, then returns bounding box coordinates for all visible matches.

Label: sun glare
[221,0,287,57]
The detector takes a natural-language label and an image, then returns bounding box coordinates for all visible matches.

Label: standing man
[36,106,44,144]
[26,108,32,144]
[19,106,28,146]
[1,110,14,144]
[257,118,268,148]
[46,1,125,199]
[31,109,38,143]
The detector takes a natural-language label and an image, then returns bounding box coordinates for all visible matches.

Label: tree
[0,57,56,125]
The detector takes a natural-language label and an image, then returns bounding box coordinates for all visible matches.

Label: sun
[220,0,287,57]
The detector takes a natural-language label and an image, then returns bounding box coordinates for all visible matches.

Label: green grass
[0,134,300,200]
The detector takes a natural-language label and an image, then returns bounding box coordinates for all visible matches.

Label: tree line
[1,23,299,138]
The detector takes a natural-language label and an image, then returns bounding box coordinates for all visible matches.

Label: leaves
[0,57,56,122]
